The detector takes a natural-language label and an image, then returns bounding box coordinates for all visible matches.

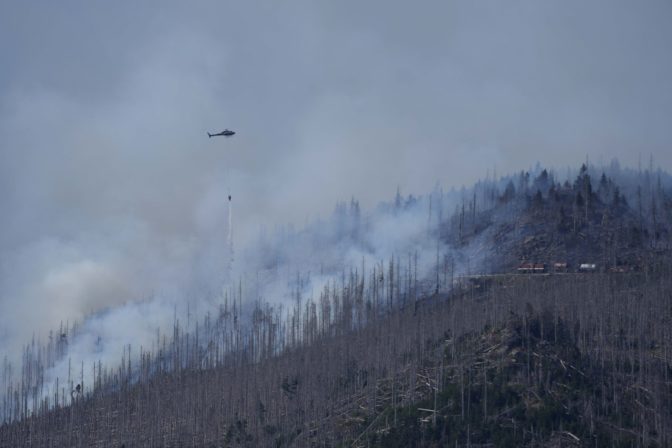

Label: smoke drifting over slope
[1,0,672,419]
[2,151,672,421]
[0,36,229,368]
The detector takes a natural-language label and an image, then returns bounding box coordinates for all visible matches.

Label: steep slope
[2,272,671,447]
[1,162,672,446]
[446,165,669,274]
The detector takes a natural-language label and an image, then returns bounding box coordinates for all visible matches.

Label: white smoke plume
[1,0,672,419]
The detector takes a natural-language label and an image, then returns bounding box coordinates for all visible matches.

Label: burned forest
[1,162,672,447]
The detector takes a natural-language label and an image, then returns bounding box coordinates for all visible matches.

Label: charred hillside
[1,162,672,447]
[2,271,672,447]
[444,164,671,273]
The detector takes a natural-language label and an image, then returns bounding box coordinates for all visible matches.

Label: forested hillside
[1,161,672,447]
[2,271,671,446]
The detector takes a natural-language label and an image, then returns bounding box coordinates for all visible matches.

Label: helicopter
[207,129,236,138]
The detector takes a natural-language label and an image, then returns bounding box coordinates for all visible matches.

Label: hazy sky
[2,1,672,222]
[1,1,671,354]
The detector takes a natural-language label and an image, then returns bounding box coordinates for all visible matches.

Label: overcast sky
[2,1,672,221]
[1,1,671,355]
